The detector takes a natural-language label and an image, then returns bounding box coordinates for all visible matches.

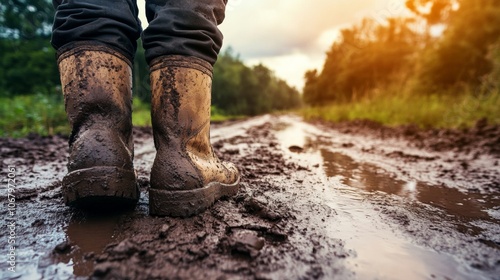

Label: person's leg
[52,0,141,208]
[142,0,226,66]
[143,0,240,217]
[52,0,141,62]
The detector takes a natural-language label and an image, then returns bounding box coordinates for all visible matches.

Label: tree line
[303,0,500,105]
[212,49,301,116]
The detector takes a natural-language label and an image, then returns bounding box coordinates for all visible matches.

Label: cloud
[137,0,410,89]
[220,0,398,59]
[246,51,326,90]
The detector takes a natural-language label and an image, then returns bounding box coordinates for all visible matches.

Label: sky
[137,0,410,90]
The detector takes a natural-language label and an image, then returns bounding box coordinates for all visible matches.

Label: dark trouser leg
[142,0,227,66]
[51,0,141,62]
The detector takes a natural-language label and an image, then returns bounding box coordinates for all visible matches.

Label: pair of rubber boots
[58,45,239,217]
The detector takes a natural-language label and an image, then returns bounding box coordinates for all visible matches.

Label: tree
[418,0,500,88]
[212,48,301,115]
[405,0,454,25]
[0,40,59,95]
[0,0,57,96]
[304,17,421,105]
[133,40,150,103]
[0,0,54,39]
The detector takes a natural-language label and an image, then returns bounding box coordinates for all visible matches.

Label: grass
[0,94,69,137]
[210,106,244,122]
[300,89,500,129]
[131,101,242,125]
[0,95,242,137]
[5,88,493,138]
[132,98,152,127]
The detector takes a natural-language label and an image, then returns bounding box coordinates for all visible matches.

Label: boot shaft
[58,45,134,147]
[150,55,212,142]
[148,55,240,216]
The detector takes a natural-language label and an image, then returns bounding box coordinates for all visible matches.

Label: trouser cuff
[149,55,213,78]
[56,41,133,67]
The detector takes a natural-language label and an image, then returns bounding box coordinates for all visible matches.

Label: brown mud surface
[1,114,499,279]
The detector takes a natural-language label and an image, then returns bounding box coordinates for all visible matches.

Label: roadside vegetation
[0,95,151,137]
[302,0,500,128]
[301,88,500,128]
[1,0,498,137]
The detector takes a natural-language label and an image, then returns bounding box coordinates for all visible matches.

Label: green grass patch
[132,98,152,127]
[131,102,244,125]
[0,95,155,137]
[210,106,245,122]
[300,89,500,129]
[0,95,245,137]
[0,94,69,137]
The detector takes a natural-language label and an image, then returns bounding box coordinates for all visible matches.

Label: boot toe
[222,161,240,183]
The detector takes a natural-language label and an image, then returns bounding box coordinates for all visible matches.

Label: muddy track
[1,115,499,279]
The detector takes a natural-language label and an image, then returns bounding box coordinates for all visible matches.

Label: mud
[1,114,499,279]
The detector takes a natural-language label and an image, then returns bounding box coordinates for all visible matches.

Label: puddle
[32,212,123,278]
[321,149,500,230]
[1,211,123,279]
[322,185,486,280]
[273,117,497,280]
[55,213,122,275]
[272,118,500,227]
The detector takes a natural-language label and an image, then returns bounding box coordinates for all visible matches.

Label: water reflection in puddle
[321,150,500,229]
[272,117,496,280]
[273,118,499,228]
[49,212,123,277]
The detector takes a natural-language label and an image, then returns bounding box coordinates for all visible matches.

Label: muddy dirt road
[1,114,499,279]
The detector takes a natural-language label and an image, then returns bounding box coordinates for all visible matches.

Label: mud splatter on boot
[58,44,139,209]
[148,55,240,217]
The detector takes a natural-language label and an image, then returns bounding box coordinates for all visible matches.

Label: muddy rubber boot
[149,56,240,217]
[58,45,139,209]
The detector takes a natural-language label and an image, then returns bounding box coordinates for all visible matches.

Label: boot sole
[62,166,139,209]
[149,177,240,217]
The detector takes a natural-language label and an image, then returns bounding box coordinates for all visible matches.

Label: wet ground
[1,114,499,279]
